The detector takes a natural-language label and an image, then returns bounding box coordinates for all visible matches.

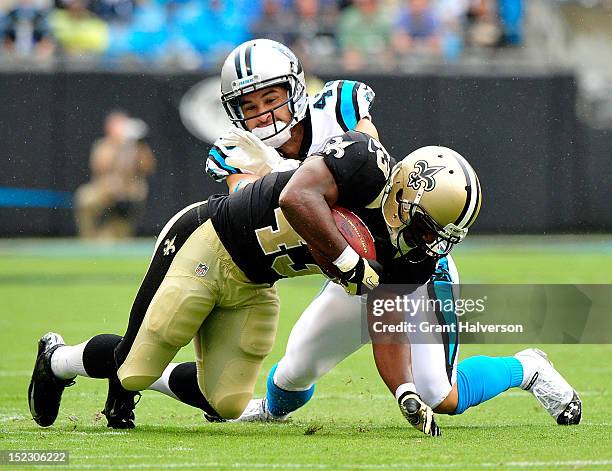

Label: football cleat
[398,391,441,437]
[203,412,226,423]
[101,376,141,429]
[515,348,582,425]
[28,332,75,427]
[231,398,289,423]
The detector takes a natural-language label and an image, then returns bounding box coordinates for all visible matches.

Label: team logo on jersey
[195,263,209,277]
[322,136,355,159]
[163,236,177,256]
[408,160,445,191]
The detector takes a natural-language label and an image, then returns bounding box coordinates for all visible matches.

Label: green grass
[1,237,611,470]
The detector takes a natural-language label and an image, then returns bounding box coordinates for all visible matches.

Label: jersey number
[313,90,333,110]
[255,208,323,277]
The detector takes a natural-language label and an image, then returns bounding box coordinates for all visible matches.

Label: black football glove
[398,390,441,437]
[339,258,383,295]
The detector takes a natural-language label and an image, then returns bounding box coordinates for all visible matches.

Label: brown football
[309,206,377,277]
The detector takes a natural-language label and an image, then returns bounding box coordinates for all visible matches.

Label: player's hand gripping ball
[309,206,377,278]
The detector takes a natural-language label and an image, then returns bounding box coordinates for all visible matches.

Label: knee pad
[238,307,278,358]
[147,279,212,348]
[117,338,180,391]
[202,357,261,420]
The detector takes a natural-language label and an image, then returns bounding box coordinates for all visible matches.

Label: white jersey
[206,80,375,182]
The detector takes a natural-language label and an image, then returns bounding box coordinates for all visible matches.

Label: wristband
[333,245,360,273]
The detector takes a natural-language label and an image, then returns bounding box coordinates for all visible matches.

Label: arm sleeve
[205,144,243,182]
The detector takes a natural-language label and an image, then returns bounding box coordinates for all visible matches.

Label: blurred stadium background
[1,0,611,238]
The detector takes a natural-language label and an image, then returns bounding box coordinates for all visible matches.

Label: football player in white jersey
[205,38,379,191]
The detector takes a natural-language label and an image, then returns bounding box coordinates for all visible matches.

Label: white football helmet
[220,39,308,148]
[381,146,482,261]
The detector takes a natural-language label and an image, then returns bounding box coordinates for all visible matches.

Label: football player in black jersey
[27,131,479,432]
[256,132,580,432]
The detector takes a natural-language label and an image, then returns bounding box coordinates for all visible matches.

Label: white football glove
[219,128,299,176]
[398,390,441,437]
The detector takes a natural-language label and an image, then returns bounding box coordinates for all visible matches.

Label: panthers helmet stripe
[245,44,253,76]
[453,153,480,228]
[239,45,248,79]
[234,47,243,79]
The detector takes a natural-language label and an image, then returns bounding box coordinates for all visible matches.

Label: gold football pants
[117,219,279,419]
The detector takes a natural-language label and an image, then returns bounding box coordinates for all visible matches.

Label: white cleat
[515,348,582,425]
[232,398,289,423]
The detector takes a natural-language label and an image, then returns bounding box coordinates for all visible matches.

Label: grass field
[1,237,611,470]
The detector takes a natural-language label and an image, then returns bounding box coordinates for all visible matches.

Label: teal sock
[266,364,315,417]
[454,356,523,414]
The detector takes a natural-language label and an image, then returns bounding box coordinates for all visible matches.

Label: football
[309,206,377,277]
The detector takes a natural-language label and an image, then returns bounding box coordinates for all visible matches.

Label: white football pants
[274,255,460,408]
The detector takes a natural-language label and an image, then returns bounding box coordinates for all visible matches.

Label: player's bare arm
[279,156,344,261]
[226,173,260,192]
[355,117,379,140]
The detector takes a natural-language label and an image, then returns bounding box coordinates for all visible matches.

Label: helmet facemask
[393,191,468,263]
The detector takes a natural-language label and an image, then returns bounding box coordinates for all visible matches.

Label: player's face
[240,86,292,131]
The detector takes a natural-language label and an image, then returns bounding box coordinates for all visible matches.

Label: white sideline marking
[40,460,612,469]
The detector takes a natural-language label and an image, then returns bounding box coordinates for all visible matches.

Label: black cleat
[204,412,226,423]
[557,392,582,425]
[101,376,141,429]
[28,332,75,427]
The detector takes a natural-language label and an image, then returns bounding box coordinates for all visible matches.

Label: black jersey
[208,131,436,285]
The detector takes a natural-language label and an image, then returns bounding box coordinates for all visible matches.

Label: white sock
[273,360,314,392]
[395,382,417,401]
[50,341,90,380]
[148,363,179,400]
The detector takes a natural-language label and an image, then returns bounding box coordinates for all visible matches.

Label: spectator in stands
[392,0,443,58]
[465,0,502,49]
[74,110,156,239]
[179,0,250,66]
[251,0,292,46]
[286,0,339,66]
[435,0,469,60]
[106,0,168,62]
[1,0,54,58]
[337,0,392,71]
[498,0,524,46]
[91,0,135,25]
[50,0,109,55]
